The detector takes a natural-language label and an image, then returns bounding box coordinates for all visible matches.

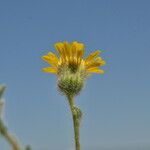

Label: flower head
[42,41,105,96]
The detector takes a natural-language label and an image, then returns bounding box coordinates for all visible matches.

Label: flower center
[68,63,78,73]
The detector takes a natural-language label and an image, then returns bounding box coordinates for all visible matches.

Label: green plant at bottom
[0,85,31,150]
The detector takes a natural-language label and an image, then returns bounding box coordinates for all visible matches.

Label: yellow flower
[42,41,106,76]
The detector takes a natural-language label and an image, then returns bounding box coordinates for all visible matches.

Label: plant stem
[67,95,81,150]
[0,119,22,150]
[0,86,22,150]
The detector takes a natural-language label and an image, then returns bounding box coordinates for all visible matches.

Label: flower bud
[57,64,86,97]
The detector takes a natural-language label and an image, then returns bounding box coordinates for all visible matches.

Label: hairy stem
[0,86,22,150]
[0,119,22,150]
[67,95,81,150]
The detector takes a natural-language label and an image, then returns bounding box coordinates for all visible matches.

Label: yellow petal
[73,42,84,64]
[54,42,65,58]
[85,50,101,63]
[71,42,77,63]
[63,41,70,61]
[85,56,106,68]
[100,60,106,66]
[77,49,84,58]
[72,41,84,49]
[87,67,104,74]
[86,61,102,69]
[77,48,84,63]
[47,52,59,60]
[42,52,59,66]
[77,50,84,64]
[95,57,102,61]
[42,67,57,74]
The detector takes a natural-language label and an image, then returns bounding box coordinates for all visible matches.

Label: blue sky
[0,0,150,150]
